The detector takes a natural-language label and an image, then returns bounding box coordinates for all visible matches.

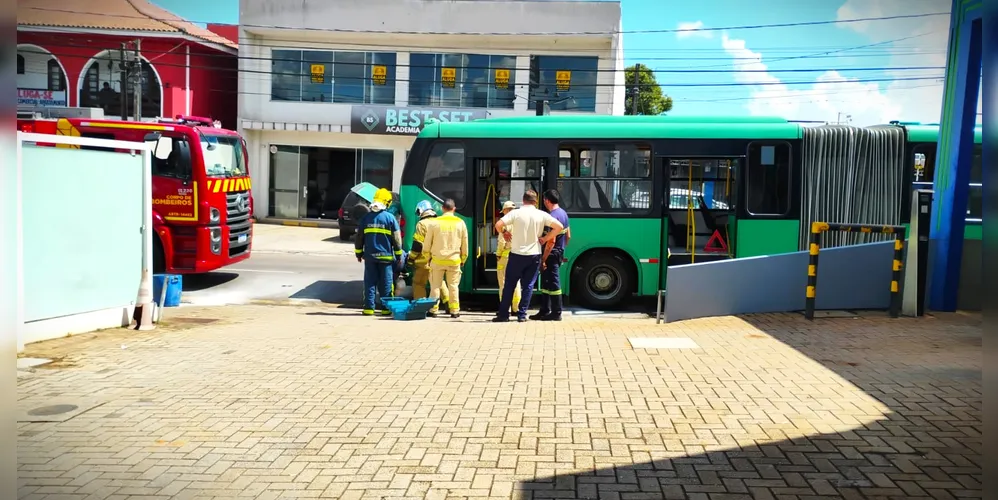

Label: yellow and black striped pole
[804,222,905,321]
[804,222,828,320]
[889,235,904,318]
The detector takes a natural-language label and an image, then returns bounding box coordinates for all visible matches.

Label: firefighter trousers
[363,260,394,315]
[496,254,521,312]
[538,248,564,315]
[412,265,449,305]
[429,263,461,314]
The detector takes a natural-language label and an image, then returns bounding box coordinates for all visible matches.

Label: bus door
[663,156,738,266]
[471,157,544,292]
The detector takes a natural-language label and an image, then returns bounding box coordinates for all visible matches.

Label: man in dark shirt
[531,189,571,321]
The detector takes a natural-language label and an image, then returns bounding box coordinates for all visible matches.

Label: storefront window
[271,49,396,105]
[409,53,516,109]
[528,55,599,112]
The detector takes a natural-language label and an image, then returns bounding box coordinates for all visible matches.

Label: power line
[24,28,946,59]
[25,41,946,77]
[29,47,945,89]
[21,7,949,36]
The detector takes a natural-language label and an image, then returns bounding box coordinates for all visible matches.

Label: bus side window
[745,142,791,216]
[423,142,466,209]
[152,137,192,180]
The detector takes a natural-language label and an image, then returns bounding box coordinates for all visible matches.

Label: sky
[152,0,982,126]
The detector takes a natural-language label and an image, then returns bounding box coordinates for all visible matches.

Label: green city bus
[398,115,981,310]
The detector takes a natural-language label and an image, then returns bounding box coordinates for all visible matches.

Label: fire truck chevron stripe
[207,178,252,193]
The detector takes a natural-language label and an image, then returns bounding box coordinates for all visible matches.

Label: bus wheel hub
[591,268,616,291]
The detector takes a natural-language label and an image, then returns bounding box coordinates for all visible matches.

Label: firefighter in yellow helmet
[495,200,521,311]
[355,187,403,315]
[407,200,449,307]
[421,198,468,318]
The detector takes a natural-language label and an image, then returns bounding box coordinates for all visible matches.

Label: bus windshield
[201,135,247,178]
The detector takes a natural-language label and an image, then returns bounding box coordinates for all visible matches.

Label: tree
[624,64,673,115]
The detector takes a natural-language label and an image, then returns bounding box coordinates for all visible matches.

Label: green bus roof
[480,115,789,124]
[419,121,803,140]
[902,124,982,144]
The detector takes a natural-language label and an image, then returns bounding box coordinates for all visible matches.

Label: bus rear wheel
[571,252,634,310]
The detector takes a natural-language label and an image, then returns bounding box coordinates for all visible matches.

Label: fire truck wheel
[153,238,165,274]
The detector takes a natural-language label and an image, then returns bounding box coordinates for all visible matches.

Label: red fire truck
[17,113,254,274]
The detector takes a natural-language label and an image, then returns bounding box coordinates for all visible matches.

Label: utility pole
[631,63,640,115]
[133,39,142,121]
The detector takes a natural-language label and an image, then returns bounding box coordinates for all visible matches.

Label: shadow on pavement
[291,280,364,305]
[181,272,238,292]
[517,312,981,499]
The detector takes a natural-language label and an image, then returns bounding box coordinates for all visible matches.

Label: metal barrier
[805,222,905,320]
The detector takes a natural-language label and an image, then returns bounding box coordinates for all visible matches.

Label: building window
[409,53,516,109]
[271,49,396,105]
[423,143,467,209]
[528,55,599,113]
[745,142,791,216]
[47,59,65,92]
[17,54,24,75]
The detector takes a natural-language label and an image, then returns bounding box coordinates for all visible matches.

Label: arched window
[79,51,161,119]
[17,54,24,75]
[47,59,65,91]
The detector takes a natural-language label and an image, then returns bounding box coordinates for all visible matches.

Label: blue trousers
[497,253,541,320]
[363,259,394,314]
[538,248,564,315]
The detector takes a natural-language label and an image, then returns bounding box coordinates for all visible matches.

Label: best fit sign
[351,105,488,135]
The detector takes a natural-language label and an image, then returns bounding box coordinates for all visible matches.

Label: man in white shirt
[492,189,565,322]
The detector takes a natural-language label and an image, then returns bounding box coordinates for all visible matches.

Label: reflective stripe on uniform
[363,309,375,315]
[354,249,363,254]
[365,227,392,235]
[413,233,424,242]
[433,258,462,266]
[539,289,563,295]
[394,249,403,256]
[376,255,394,261]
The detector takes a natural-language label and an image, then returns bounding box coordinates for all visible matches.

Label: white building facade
[239,0,624,222]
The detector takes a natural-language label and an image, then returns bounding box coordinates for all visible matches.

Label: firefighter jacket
[354,209,402,263]
[495,222,514,267]
[421,212,469,267]
[409,212,438,267]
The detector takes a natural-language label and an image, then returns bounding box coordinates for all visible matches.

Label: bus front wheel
[571,251,634,310]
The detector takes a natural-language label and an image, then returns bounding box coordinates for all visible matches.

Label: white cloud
[676,21,713,39]
[719,33,903,124]
[717,0,981,125]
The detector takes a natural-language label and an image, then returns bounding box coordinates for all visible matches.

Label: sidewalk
[251,223,353,256]
[17,305,981,499]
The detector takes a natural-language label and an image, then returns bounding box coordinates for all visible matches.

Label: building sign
[441,67,456,88]
[310,64,325,84]
[555,71,572,91]
[17,88,67,107]
[494,69,510,90]
[351,105,488,135]
[372,65,387,86]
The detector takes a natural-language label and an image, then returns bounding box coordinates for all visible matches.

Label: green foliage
[624,64,673,115]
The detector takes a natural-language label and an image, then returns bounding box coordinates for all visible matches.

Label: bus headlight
[209,207,221,223]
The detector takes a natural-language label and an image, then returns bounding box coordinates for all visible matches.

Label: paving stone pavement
[17,305,981,500]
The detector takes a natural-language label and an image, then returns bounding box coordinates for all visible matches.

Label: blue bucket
[153,274,183,307]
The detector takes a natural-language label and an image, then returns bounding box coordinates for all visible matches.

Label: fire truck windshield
[200,135,246,178]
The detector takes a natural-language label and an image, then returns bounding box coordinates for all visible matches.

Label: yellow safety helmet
[373,188,393,206]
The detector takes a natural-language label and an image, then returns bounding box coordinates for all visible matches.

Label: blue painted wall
[21,145,144,322]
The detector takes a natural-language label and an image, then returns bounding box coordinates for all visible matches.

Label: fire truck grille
[226,190,252,257]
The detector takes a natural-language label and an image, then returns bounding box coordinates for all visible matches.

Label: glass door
[269,145,306,219]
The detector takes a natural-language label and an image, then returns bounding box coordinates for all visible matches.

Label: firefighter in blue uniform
[355,188,404,316]
[531,189,571,321]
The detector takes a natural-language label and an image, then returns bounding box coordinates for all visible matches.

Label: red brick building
[17,0,239,128]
